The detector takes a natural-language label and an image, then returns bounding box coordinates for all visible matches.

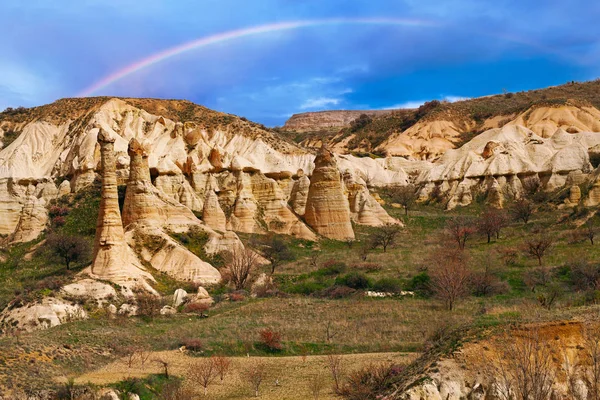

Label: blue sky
[1,0,599,126]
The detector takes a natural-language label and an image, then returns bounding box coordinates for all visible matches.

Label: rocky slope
[284,80,600,160]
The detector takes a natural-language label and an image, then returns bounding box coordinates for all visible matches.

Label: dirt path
[76,350,417,399]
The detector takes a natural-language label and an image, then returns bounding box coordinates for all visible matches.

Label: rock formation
[202,190,227,232]
[91,129,154,290]
[122,138,222,285]
[305,146,355,240]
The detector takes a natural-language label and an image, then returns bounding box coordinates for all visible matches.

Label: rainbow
[77,18,437,97]
[78,17,564,97]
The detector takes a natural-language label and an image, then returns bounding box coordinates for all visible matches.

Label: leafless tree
[252,234,295,275]
[327,354,345,394]
[188,358,218,396]
[585,220,597,245]
[325,321,338,343]
[212,355,231,381]
[429,249,471,310]
[477,208,509,243]
[484,328,554,400]
[308,372,326,400]
[357,241,371,261]
[45,234,91,270]
[153,358,170,379]
[370,223,402,252]
[309,252,320,269]
[385,184,418,216]
[511,198,534,224]
[445,217,476,250]
[245,360,267,397]
[224,247,259,290]
[524,233,553,266]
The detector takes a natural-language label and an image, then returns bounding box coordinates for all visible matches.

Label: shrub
[287,281,328,295]
[405,272,431,296]
[180,338,203,352]
[259,328,282,351]
[184,302,210,315]
[229,292,245,302]
[335,272,371,290]
[135,290,163,318]
[45,234,91,270]
[317,260,347,276]
[372,278,402,293]
[353,263,382,273]
[339,363,404,399]
[315,285,356,299]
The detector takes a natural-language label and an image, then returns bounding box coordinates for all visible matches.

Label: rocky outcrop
[91,129,154,291]
[284,109,393,132]
[122,138,222,285]
[305,146,355,240]
[0,297,87,332]
[289,170,310,215]
[417,125,600,209]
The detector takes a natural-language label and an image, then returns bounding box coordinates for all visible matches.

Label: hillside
[283,79,600,160]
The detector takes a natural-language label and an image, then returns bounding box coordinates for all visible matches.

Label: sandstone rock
[0,297,87,332]
[160,305,177,315]
[196,286,211,300]
[202,190,227,232]
[568,185,582,206]
[289,174,310,215]
[173,288,188,307]
[91,129,154,292]
[10,188,48,243]
[305,146,354,240]
[118,303,137,316]
[61,279,117,306]
[98,388,120,400]
[58,180,71,196]
[107,304,117,315]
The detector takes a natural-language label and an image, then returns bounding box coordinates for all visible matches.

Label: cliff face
[283,110,393,132]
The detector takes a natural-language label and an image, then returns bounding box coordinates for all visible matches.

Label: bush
[339,363,405,399]
[287,281,329,295]
[180,338,203,352]
[314,285,356,299]
[405,272,432,296]
[335,272,371,290]
[135,290,163,318]
[316,260,347,276]
[372,278,402,293]
[184,302,210,315]
[229,292,245,302]
[259,328,282,351]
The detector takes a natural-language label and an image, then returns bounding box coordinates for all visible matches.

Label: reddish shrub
[259,328,282,351]
[229,293,245,302]
[180,338,203,352]
[315,285,356,299]
[184,302,210,315]
[51,215,66,228]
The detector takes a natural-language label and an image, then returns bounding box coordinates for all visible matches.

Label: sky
[0,0,599,126]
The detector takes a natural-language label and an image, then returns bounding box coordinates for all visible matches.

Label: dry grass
[74,350,416,400]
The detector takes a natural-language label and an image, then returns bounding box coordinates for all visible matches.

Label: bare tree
[429,249,471,310]
[445,217,476,250]
[511,198,534,224]
[585,220,597,245]
[325,321,338,343]
[385,184,418,216]
[224,247,259,290]
[524,233,553,266]
[485,328,554,400]
[245,361,267,397]
[308,372,326,400]
[252,234,295,275]
[188,358,218,396]
[477,208,508,243]
[45,234,91,270]
[309,252,320,269]
[153,358,170,379]
[212,355,231,381]
[327,354,345,394]
[370,223,402,252]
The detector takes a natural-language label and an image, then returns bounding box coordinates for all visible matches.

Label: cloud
[300,97,341,109]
